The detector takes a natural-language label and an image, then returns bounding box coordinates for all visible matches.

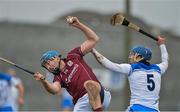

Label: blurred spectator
[7,68,25,111]
[0,72,18,111]
[60,89,73,112]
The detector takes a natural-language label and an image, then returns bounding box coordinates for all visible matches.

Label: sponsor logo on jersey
[65,64,79,83]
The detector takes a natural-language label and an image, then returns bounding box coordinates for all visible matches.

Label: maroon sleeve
[67,47,84,59]
[53,75,65,87]
[53,75,60,83]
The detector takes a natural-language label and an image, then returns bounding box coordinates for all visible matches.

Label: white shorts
[73,90,111,112]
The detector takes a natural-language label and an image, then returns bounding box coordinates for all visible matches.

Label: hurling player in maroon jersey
[33,16,111,111]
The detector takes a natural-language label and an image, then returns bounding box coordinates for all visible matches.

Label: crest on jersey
[67,61,73,67]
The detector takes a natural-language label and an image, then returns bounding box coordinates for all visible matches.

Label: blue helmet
[131,46,152,61]
[40,50,61,66]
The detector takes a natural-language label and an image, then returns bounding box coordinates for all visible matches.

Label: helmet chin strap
[58,58,61,72]
[51,68,60,75]
[134,56,144,63]
[131,53,144,63]
[51,58,61,75]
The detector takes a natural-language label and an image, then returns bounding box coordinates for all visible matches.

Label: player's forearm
[77,23,99,42]
[17,84,25,100]
[160,44,169,63]
[92,49,131,74]
[157,44,169,74]
[92,49,117,68]
[41,80,59,95]
[91,49,105,64]
[92,49,115,69]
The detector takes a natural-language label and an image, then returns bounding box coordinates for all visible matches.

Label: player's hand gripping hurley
[110,13,158,41]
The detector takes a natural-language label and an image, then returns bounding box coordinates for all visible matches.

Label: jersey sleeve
[15,77,22,84]
[53,75,61,82]
[11,77,19,86]
[67,47,84,59]
[99,57,131,75]
[53,75,65,87]
[156,44,169,75]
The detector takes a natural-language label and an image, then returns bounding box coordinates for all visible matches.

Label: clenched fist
[34,72,46,81]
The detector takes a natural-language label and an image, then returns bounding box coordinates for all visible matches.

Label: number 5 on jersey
[147,74,155,91]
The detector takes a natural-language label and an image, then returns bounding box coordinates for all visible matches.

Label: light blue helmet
[131,46,152,61]
[40,50,61,66]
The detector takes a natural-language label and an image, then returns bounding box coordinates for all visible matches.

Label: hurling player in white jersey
[0,72,19,111]
[91,36,168,111]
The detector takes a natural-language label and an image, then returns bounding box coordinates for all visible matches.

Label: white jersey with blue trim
[129,62,161,110]
[93,44,168,110]
[0,73,18,109]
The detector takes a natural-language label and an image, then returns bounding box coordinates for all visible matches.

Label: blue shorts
[61,98,73,109]
[128,104,158,112]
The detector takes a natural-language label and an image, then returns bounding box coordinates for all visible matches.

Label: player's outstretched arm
[66,16,99,55]
[157,36,169,74]
[34,72,61,94]
[16,83,25,105]
[91,48,131,75]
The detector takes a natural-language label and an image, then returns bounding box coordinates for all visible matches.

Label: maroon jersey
[53,47,101,104]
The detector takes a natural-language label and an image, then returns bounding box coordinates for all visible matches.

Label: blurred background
[0,0,180,111]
